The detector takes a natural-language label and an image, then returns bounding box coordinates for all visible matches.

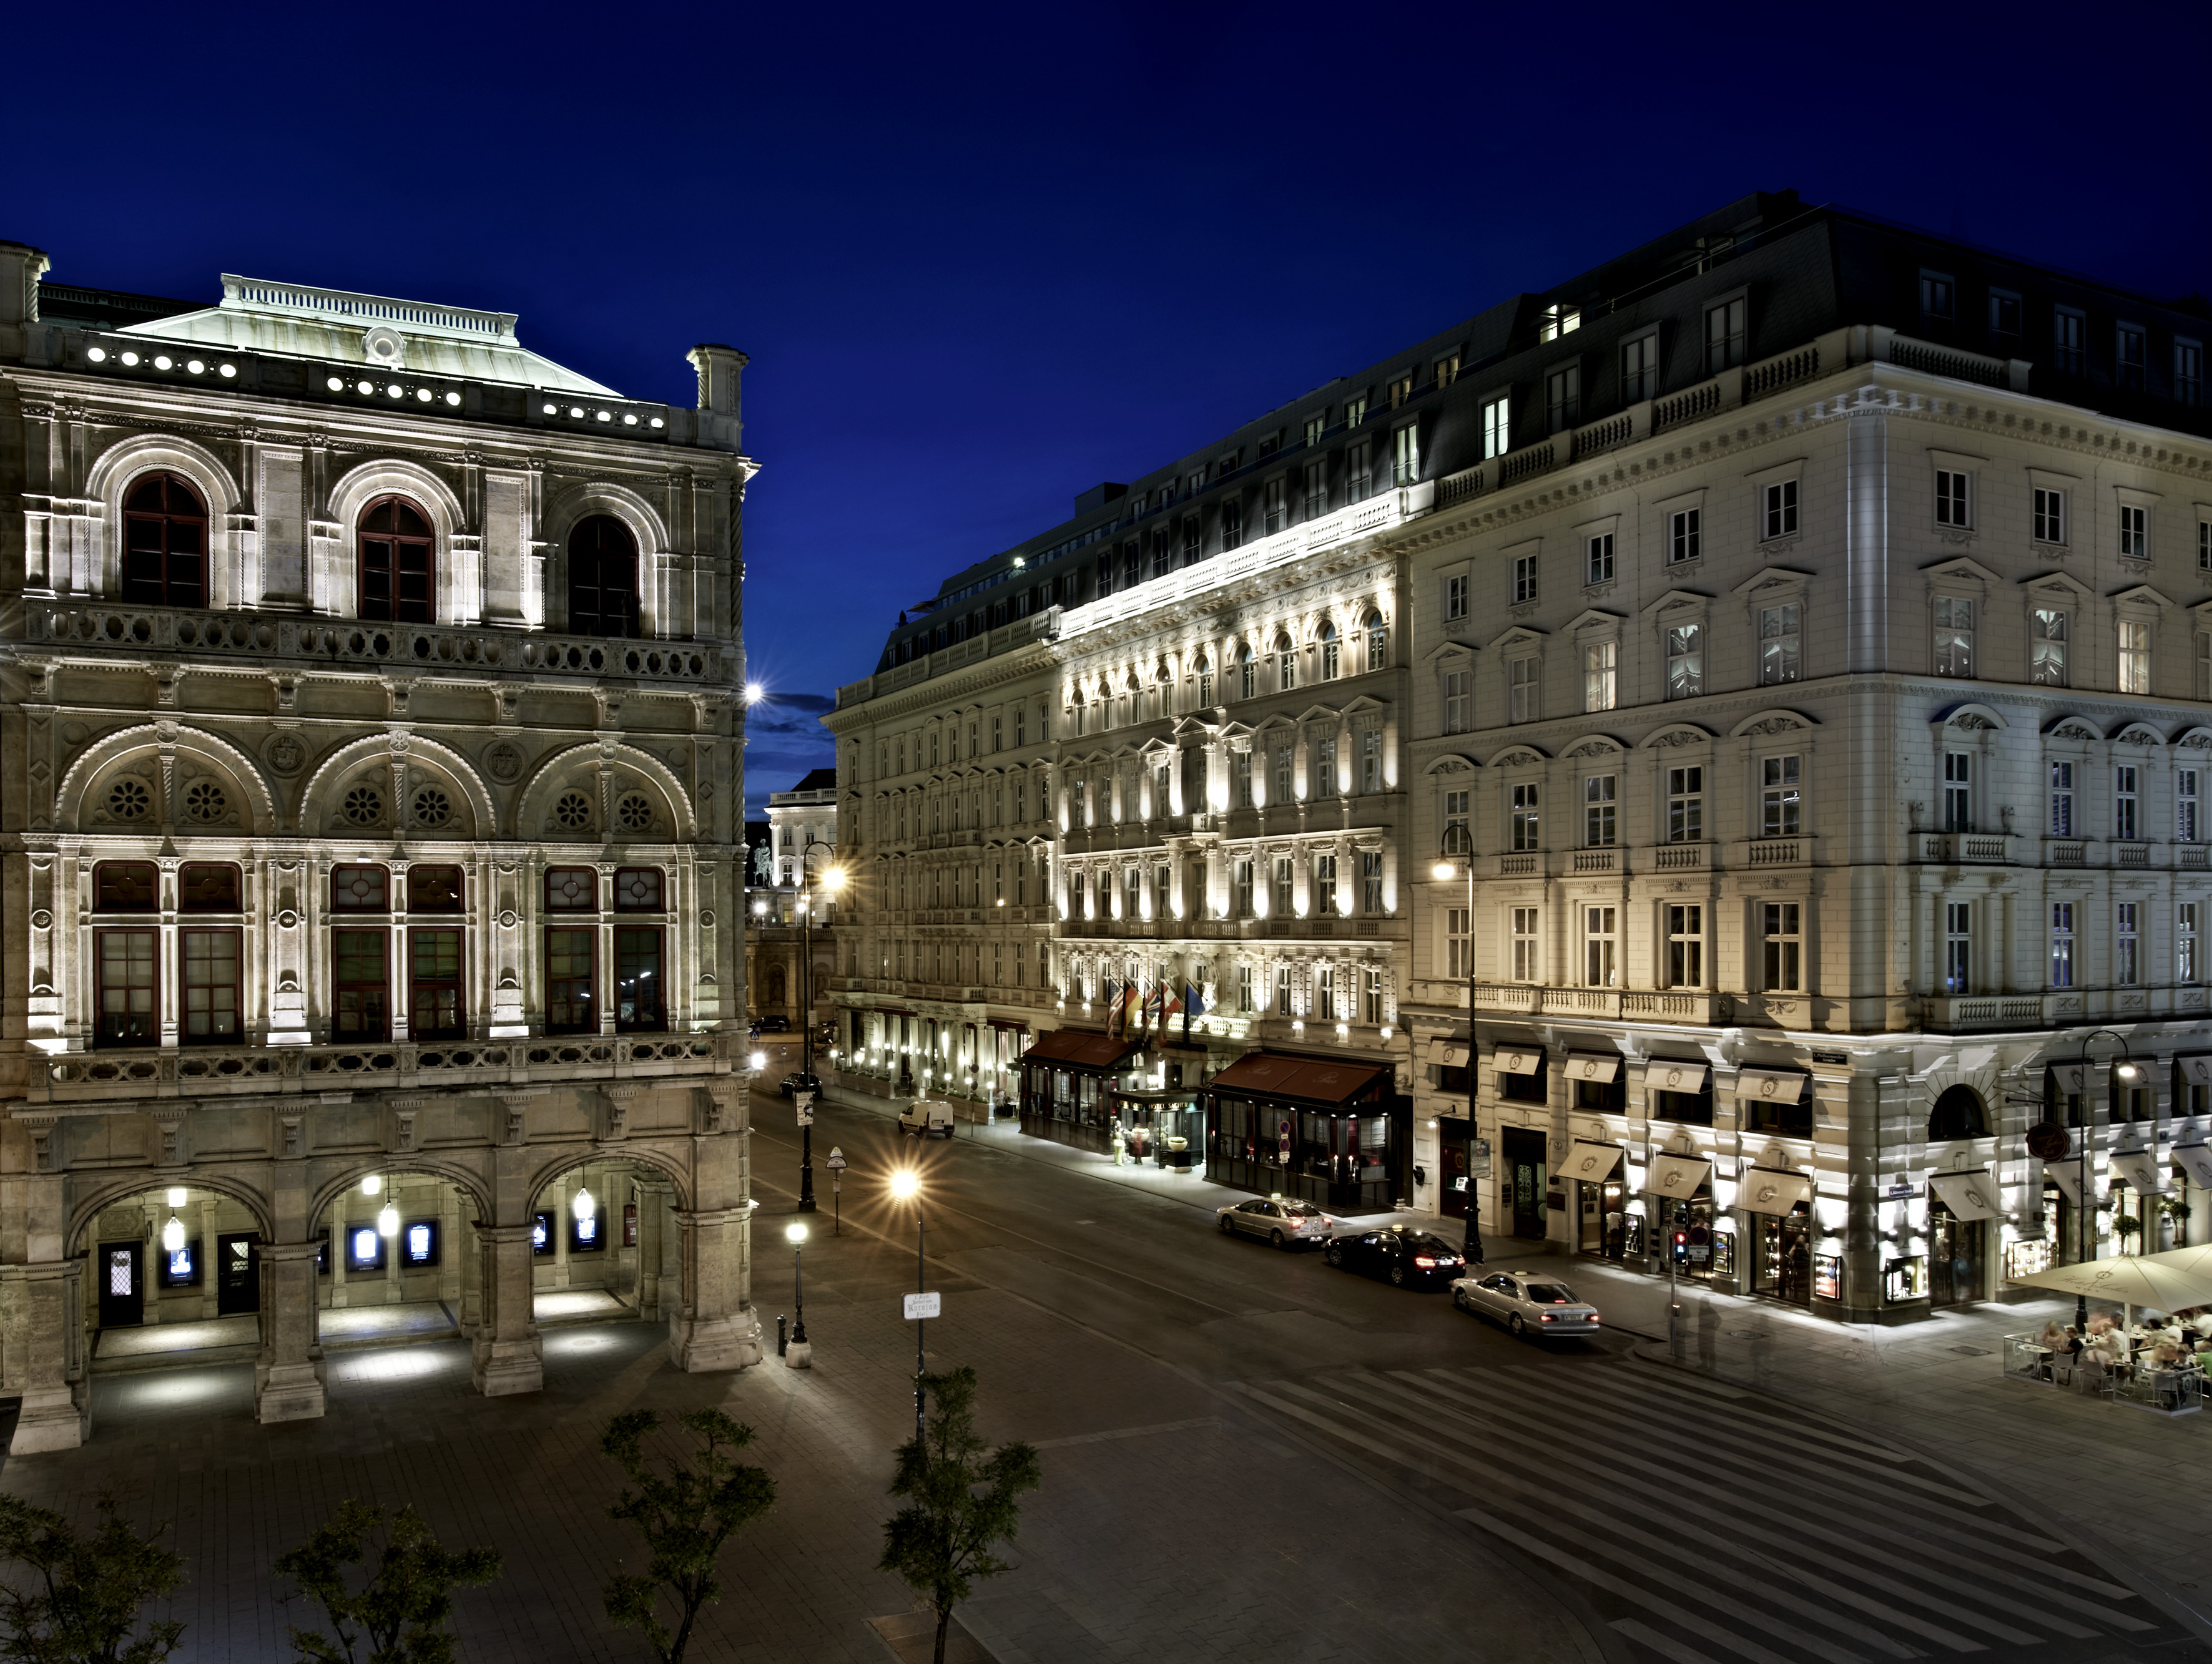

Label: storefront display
[1204,1053,1405,1209]
[1017,1029,1141,1154]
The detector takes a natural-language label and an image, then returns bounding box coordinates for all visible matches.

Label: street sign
[825,1148,848,1171]
[903,1292,940,1321]
[795,1105,814,1127]
[1688,1245,1711,1263]
[1469,1138,1492,1179]
[1686,1223,1710,1247]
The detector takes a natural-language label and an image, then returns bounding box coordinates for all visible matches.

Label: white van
[900,1100,956,1138]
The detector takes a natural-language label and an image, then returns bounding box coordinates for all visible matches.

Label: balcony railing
[1468,984,1733,1025]
[1917,832,2015,863]
[29,1034,727,1104]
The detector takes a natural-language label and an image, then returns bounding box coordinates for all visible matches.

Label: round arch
[54,722,279,834]
[514,741,697,841]
[305,1157,494,1229]
[67,1170,275,1254]
[541,481,673,637]
[325,459,468,625]
[296,733,497,840]
[1928,1084,1989,1142]
[524,1144,694,1215]
[85,433,247,610]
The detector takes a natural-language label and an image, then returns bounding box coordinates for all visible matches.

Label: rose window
[554,790,593,830]
[183,781,227,823]
[616,791,653,831]
[411,787,451,829]
[107,779,152,820]
[342,785,384,826]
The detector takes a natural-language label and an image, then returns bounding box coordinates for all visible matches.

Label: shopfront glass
[1929,1200,1984,1306]
[1654,1195,1733,1281]
[1751,1205,1811,1303]
[1577,1180,1626,1258]
[1438,1117,1471,1220]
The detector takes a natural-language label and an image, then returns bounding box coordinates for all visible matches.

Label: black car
[777,1071,820,1098]
[756,1015,792,1034]
[1322,1226,1465,1288]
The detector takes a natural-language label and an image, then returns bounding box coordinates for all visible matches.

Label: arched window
[357,496,434,623]
[122,472,206,606]
[568,514,639,638]
[1365,609,1387,672]
[1196,655,1214,707]
[1928,1085,1987,1141]
[1237,643,1255,700]
[1276,633,1297,693]
[1319,620,1341,680]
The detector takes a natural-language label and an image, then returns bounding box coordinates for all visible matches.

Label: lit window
[2118,620,2151,693]
[2115,765,2140,841]
[1539,305,1581,342]
[1667,767,1703,843]
[1766,903,1803,992]
[1583,906,1616,987]
[1761,756,1801,838]
[1508,655,1537,723]
[1506,907,1532,981]
[1665,624,1703,699]
[2030,609,2068,685]
[2116,902,2140,986]
[1934,597,1974,676]
[1481,396,1510,461]
[2050,903,2075,987]
[2180,770,2200,843]
[1942,903,1969,995]
[2049,762,2075,837]
[1759,604,1800,685]
[1583,642,1616,712]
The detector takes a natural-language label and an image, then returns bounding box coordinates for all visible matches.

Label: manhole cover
[1949,1345,1993,1356]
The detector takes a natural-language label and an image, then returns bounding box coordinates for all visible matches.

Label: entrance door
[1438,1121,1470,1220]
[1580,1180,1626,1258]
[1752,1210,1811,1303]
[216,1232,260,1315]
[1503,1128,1547,1240]
[97,1240,142,1328]
[1930,1206,1983,1306]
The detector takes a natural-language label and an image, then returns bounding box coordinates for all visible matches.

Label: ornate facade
[0,243,760,1452]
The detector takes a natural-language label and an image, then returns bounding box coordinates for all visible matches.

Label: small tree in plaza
[600,1407,776,1664]
[0,1490,184,1664]
[879,1368,1041,1664]
[273,1500,501,1664]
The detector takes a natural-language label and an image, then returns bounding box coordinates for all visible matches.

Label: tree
[600,1407,775,1664]
[879,1368,1041,1664]
[273,1500,501,1664]
[0,1491,184,1664]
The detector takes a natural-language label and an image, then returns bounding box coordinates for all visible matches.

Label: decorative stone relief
[484,741,523,783]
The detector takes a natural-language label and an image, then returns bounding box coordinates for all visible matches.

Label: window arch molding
[542,483,671,637]
[325,460,464,623]
[86,436,243,608]
[514,740,697,841]
[296,733,496,840]
[53,723,276,835]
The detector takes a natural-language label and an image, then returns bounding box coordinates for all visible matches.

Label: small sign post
[903,1291,941,1321]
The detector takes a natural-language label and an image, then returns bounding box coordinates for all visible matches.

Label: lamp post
[2072,1028,2139,1333]
[794,843,846,1215]
[888,1169,926,1443]
[784,1221,810,1364]
[1432,854,1482,1266]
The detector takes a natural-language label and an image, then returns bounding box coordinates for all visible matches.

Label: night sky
[9,1,2206,809]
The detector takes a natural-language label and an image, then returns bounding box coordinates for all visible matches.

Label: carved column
[470,1224,543,1396]
[254,1241,327,1425]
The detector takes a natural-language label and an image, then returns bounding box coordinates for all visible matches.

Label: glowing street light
[744,682,765,705]
[785,1220,810,1358]
[573,1184,596,1221]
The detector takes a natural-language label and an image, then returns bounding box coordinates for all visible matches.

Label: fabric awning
[2110,1148,2165,1195]
[1204,1052,1392,1108]
[1739,1167,1814,1215]
[1646,1059,1709,1094]
[1558,1142,1623,1182]
[1647,1153,1712,1198]
[2047,1165,2088,1206]
[1736,1068,1807,1103]
[1492,1045,1543,1076]
[1426,1040,1471,1068]
[2048,1063,2089,1095]
[2180,1057,2212,1087]
[1929,1170,2003,1221]
[1019,1028,1139,1072]
[2175,1145,2212,1188]
[1563,1052,1621,1084]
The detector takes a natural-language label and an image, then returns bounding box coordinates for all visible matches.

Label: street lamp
[785,1220,809,1355]
[888,1168,925,1442]
[2069,1028,2139,1333]
[795,843,846,1215]
[1432,855,1482,1266]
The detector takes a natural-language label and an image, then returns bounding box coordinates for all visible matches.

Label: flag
[1104,979,1124,1038]
[1121,981,1144,1037]
[1183,981,1206,1019]
[1143,982,1166,1038]
[1161,985,1184,1021]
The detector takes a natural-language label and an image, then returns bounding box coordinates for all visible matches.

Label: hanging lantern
[573,1185,596,1222]
[162,1213,185,1253]
[377,1202,398,1238]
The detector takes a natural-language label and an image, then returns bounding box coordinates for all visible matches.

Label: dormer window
[1540,305,1580,342]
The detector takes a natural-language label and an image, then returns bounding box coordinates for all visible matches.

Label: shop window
[94,929,157,1047]
[122,471,208,606]
[346,1223,386,1272]
[1885,1256,1927,1302]
[615,928,666,1033]
[1927,1086,1987,1140]
[410,929,464,1041]
[1744,1088,1812,1139]
[179,863,241,912]
[402,1220,440,1267]
[1498,1061,1546,1104]
[530,1211,556,1256]
[1651,1087,1713,1125]
[333,931,390,1041]
[1812,1255,1843,1301]
[94,861,158,912]
[546,867,597,912]
[332,865,390,912]
[358,496,434,624]
[408,864,464,913]
[546,928,596,1034]
[616,868,664,912]
[568,514,639,639]
[571,1206,604,1253]
[180,929,240,1045]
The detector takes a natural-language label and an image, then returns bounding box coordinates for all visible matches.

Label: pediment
[2110,721,2166,746]
[2043,714,2100,742]
[1728,708,1817,739]
[1424,753,1479,775]
[1486,625,1546,652]
[1638,585,1713,621]
[1485,742,1551,768]
[1559,733,1625,760]
[1563,608,1626,635]
[1638,723,1714,750]
[1425,640,1478,664]
[1729,565,1814,598]
[2020,569,2093,604]
[1920,555,2005,586]
[2111,584,2177,612]
[1933,702,2008,732]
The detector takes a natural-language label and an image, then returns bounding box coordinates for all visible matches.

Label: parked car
[756,1015,791,1034]
[1451,1270,1602,1338]
[1322,1226,1464,1287]
[1215,1196,1335,1249]
[777,1071,820,1099]
[900,1100,955,1138]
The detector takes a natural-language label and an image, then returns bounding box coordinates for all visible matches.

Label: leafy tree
[600,1407,775,1664]
[273,1500,500,1664]
[0,1490,184,1664]
[879,1368,1041,1664]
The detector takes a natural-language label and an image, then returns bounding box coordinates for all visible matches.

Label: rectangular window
[1482,395,1510,461]
[94,929,155,1047]
[1345,443,1370,502]
[1942,902,1969,995]
[1508,906,1536,982]
[1620,334,1658,403]
[1388,375,1412,411]
[1219,499,1242,551]
[1234,749,1254,807]
[1303,414,1327,448]
[1182,515,1200,563]
[1273,742,1294,803]
[2030,608,2068,685]
[1546,364,1580,433]
[333,864,390,913]
[1943,752,1972,833]
[2050,761,2075,836]
[179,863,241,912]
[2033,487,2066,545]
[1935,469,1971,527]
[1934,596,1974,677]
[1586,532,1614,585]
[2050,903,2075,987]
[1274,964,1292,1016]
[545,866,597,911]
[94,861,158,912]
[1667,766,1703,843]
[1665,904,1704,987]
[2116,325,2146,392]
[1442,670,1470,734]
[1761,755,1801,837]
[1762,481,1798,541]
[1583,775,1616,847]
[2115,903,2140,986]
[1360,730,1382,793]
[1445,906,1474,979]
[1766,903,1803,992]
[2115,765,2139,841]
[408,927,463,1041]
[2179,341,2205,408]
[180,929,240,1044]
[1125,868,1142,918]
[1442,788,1470,854]
[1272,857,1295,919]
[1156,864,1172,921]
[2181,903,2201,984]
[1363,966,1384,1025]
[1237,963,1254,1013]
[1758,604,1800,685]
[1665,624,1703,698]
[1362,851,1384,914]
[1668,507,1701,564]
[1264,478,1287,536]
[1583,642,1616,712]
[1540,305,1580,341]
[1445,574,1467,621]
[1512,552,1538,605]
[1315,964,1338,1022]
[2118,620,2151,693]
[333,929,389,1042]
[2055,309,2085,377]
[1314,855,1338,916]
[1509,655,1536,723]
[1392,424,1420,486]
[1345,393,1369,427]
[2180,769,2200,843]
[613,868,663,913]
[1704,298,1746,373]
[1583,905,1616,987]
[1509,783,1540,851]
[2118,503,2148,561]
[1988,290,2022,346]
[546,927,595,1034]
[1302,459,1327,519]
[1231,856,1253,918]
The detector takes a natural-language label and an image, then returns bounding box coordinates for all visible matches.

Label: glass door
[217,1232,260,1315]
[1752,1209,1811,1303]
[1507,1133,1547,1239]
[1929,1205,1984,1306]
[97,1240,142,1328]
[1439,1125,1470,1220]
[1580,1180,1626,1258]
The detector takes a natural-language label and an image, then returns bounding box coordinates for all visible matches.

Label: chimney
[0,240,52,361]
[688,342,748,414]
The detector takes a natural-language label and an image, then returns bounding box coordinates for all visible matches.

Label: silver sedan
[1450,1270,1602,1338]
[1216,1196,1335,1249]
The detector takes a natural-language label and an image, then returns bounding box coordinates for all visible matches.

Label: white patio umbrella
[2008,1254,2212,1335]
[2138,1244,2212,1287]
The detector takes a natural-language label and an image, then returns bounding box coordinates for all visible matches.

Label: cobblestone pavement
[5,1061,2206,1663]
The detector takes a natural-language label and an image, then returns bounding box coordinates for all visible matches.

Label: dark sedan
[1322,1226,1465,1288]
[777,1071,821,1099]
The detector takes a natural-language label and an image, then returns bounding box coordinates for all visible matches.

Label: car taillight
[1590,1315,1601,1324]
[1539,1313,1555,1322]
[1414,1256,1437,1267]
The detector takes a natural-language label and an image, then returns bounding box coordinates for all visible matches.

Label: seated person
[2036,1319,2068,1351]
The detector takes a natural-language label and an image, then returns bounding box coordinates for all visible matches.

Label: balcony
[1730,835,1815,868]
[29,1034,729,1104]
[1468,984,1733,1025]
[1648,841,1709,873]
[1916,831,2015,864]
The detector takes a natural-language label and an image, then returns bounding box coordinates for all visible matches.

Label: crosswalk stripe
[1342,1371,1985,1656]
[1377,1366,2099,1641]
[1613,1617,1725,1664]
[1605,1361,1927,1469]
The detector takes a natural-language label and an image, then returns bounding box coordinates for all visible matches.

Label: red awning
[1204,1052,1392,1109]
[1018,1028,1138,1072]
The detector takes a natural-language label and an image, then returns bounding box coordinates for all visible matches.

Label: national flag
[1161,985,1184,1021]
[1122,981,1144,1037]
[1104,979,1124,1037]
[1183,981,1207,1020]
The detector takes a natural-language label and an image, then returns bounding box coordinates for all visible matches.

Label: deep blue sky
[9,1,2206,810]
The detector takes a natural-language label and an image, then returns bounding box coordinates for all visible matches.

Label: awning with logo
[1426,1040,1471,1068]
[1736,1068,1807,1104]
[1018,1028,1139,1072]
[1204,1052,1393,1109]
[1646,1060,1709,1095]
[2175,1145,2212,1188]
[1929,1170,2003,1221]
[1647,1153,1713,1198]
[1492,1045,1544,1076]
[2047,1165,2090,1206]
[1559,1142,1624,1182]
[2110,1148,2165,1195]
[1739,1167,1814,1215]
[1563,1052,1621,1084]
[2181,1057,2212,1087]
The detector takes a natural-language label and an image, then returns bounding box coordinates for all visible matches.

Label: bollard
[777,1313,787,1356]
